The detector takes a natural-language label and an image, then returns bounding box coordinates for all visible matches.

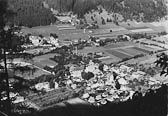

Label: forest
[8,0,167,27]
[44,0,167,21]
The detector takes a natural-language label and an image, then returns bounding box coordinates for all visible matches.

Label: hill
[8,0,167,27]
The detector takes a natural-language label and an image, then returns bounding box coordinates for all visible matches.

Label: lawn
[105,50,132,59]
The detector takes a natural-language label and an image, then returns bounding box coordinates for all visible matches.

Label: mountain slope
[8,0,168,27]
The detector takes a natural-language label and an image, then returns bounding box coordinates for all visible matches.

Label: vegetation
[48,0,167,21]
[155,53,168,76]
[7,0,167,27]
[8,0,56,27]
[0,0,36,115]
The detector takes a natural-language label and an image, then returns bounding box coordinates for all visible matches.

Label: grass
[33,53,59,68]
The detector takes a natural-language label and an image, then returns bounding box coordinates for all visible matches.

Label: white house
[35,82,50,91]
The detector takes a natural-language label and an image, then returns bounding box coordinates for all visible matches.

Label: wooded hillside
[8,0,167,27]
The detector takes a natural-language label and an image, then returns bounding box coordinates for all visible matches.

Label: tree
[101,17,106,25]
[0,0,34,115]
[99,63,104,72]
[155,53,168,76]
[81,71,94,80]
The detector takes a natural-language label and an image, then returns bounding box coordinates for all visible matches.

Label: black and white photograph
[0,0,168,116]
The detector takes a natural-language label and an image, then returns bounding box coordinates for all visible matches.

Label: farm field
[125,26,150,30]
[21,25,59,36]
[104,44,122,49]
[119,53,159,65]
[77,41,161,64]
[117,48,145,56]
[138,39,168,49]
[152,35,168,43]
[144,45,164,50]
[105,50,132,59]
[22,25,88,41]
[21,21,166,42]
[104,42,134,49]
[101,57,121,64]
[132,47,151,54]
[59,32,88,40]
[139,39,167,47]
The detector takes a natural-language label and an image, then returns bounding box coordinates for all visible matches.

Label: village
[0,3,168,115]
[6,16,168,112]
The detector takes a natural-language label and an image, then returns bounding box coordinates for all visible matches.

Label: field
[132,47,151,54]
[152,35,168,44]
[104,46,152,60]
[105,50,132,59]
[21,17,167,66]
[138,39,168,49]
[117,48,145,56]
[15,53,58,79]
[104,42,134,49]
[104,44,122,49]
[32,53,59,68]
[21,19,166,42]
[15,68,50,80]
[77,41,161,64]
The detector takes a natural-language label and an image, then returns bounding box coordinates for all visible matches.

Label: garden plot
[105,50,132,59]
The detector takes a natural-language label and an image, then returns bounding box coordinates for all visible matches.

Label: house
[35,82,50,91]
[120,65,133,72]
[71,70,82,78]
[49,36,60,47]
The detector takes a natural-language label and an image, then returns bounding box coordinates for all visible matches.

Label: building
[35,82,50,91]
